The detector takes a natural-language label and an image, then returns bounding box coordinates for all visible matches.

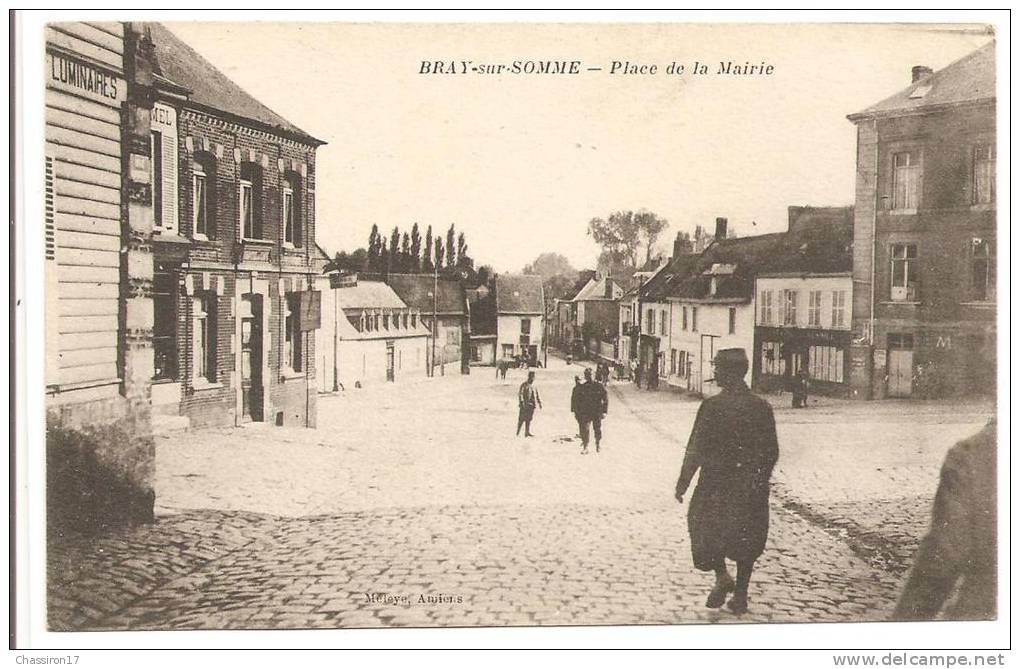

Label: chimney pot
[911,65,933,83]
[715,217,728,240]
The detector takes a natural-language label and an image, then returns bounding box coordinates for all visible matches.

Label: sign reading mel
[48,51,125,105]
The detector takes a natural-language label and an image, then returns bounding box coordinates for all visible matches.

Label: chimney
[911,65,933,83]
[673,231,693,258]
[715,217,728,240]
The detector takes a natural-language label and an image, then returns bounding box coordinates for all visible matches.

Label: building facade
[572,276,623,362]
[848,44,996,399]
[144,24,325,429]
[495,274,546,363]
[45,22,158,528]
[385,273,469,374]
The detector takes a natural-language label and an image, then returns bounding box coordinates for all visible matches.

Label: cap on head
[713,348,749,376]
[583,368,592,380]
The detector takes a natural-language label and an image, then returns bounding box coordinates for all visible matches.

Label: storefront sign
[151,102,176,132]
[47,51,125,105]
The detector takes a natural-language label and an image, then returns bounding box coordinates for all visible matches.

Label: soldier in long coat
[675,348,779,614]
[893,419,996,621]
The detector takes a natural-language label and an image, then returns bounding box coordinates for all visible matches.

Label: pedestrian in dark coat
[516,371,542,437]
[791,365,809,408]
[571,368,609,454]
[634,363,643,389]
[675,348,779,614]
[893,419,996,621]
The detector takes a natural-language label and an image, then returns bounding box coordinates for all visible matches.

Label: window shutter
[161,133,178,233]
[45,156,55,260]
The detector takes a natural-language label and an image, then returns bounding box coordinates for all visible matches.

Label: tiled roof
[385,274,467,315]
[495,274,545,314]
[573,276,623,302]
[335,280,407,310]
[849,41,995,120]
[640,254,701,302]
[149,23,324,145]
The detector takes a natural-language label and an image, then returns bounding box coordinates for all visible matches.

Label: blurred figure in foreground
[893,419,997,621]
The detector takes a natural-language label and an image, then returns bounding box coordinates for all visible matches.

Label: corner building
[847,44,996,399]
[146,24,325,428]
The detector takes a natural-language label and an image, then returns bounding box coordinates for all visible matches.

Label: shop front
[754,326,851,398]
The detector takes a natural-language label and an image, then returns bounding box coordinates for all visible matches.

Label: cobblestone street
[48,358,993,631]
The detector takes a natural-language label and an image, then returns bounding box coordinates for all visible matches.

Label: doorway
[240,295,264,421]
[887,333,914,398]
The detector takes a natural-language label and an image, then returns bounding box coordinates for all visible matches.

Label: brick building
[45,22,158,527]
[847,43,996,399]
[145,23,325,428]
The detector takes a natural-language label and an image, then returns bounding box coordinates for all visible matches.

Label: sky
[165,21,993,273]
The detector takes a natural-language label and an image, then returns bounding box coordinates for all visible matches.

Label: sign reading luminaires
[47,51,126,105]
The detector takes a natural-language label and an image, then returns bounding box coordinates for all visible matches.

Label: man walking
[516,370,542,437]
[572,368,609,455]
[674,348,779,614]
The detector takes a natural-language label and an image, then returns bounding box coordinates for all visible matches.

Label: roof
[385,274,466,316]
[640,254,703,302]
[849,41,995,121]
[149,23,324,145]
[573,276,623,302]
[495,274,545,314]
[335,281,407,311]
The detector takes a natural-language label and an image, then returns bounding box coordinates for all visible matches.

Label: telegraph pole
[431,262,438,377]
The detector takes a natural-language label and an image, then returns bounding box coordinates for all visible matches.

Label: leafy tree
[380,238,390,276]
[423,225,434,272]
[325,248,368,274]
[456,231,469,268]
[389,226,401,271]
[434,237,445,270]
[400,232,411,273]
[522,252,575,280]
[587,209,668,268]
[367,224,382,272]
[445,224,457,269]
[409,223,422,271]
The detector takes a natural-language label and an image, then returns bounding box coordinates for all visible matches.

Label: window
[808,345,844,383]
[670,349,677,375]
[151,131,163,227]
[678,351,689,378]
[660,309,667,336]
[783,290,798,325]
[411,313,417,328]
[759,290,774,325]
[728,307,737,334]
[447,328,459,345]
[239,163,261,239]
[521,318,531,335]
[890,243,918,301]
[283,172,302,246]
[192,295,216,383]
[892,151,920,210]
[970,238,993,302]
[807,291,822,327]
[192,156,215,239]
[691,307,698,332]
[760,341,785,376]
[888,333,914,350]
[152,265,177,380]
[502,344,514,358]
[973,144,995,205]
[285,295,302,372]
[831,290,847,327]
[383,313,390,329]
[646,309,655,335]
[682,306,688,331]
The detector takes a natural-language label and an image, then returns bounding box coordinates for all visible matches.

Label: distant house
[753,207,854,397]
[325,279,429,388]
[495,274,545,363]
[572,275,624,362]
[466,284,497,366]
[385,273,469,374]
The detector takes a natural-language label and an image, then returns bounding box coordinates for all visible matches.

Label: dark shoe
[595,444,601,453]
[526,432,534,438]
[726,592,748,615]
[581,448,588,455]
[705,578,735,608]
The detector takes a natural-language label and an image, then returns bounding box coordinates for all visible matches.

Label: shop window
[283,172,302,247]
[783,290,798,326]
[970,238,994,302]
[728,307,737,334]
[808,345,844,383]
[890,243,918,301]
[760,341,785,376]
[192,154,215,239]
[892,151,920,211]
[152,266,177,381]
[807,291,822,327]
[973,144,995,205]
[192,294,216,383]
[831,290,847,328]
[285,294,302,372]
[239,162,262,240]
